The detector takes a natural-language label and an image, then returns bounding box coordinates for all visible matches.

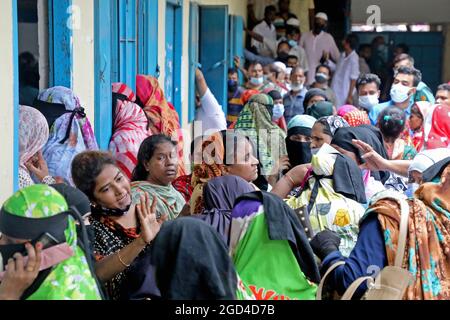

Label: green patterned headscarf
[1,185,102,300]
[235,94,287,176]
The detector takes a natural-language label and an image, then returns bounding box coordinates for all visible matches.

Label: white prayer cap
[286,18,300,27]
[315,12,328,21]
[273,61,287,73]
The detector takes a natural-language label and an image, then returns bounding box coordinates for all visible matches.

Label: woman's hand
[136,193,161,245]
[0,242,43,300]
[25,151,50,182]
[352,139,390,171]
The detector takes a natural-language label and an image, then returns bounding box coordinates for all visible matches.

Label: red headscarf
[136,75,186,176]
[343,110,371,127]
[426,104,450,150]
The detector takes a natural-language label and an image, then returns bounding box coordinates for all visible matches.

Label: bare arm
[271,164,310,199]
[195,68,208,98]
[346,79,357,105]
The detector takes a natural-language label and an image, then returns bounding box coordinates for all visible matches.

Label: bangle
[284,173,296,187]
[117,250,130,268]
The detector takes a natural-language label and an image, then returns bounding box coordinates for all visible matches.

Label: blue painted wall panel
[188,2,199,122]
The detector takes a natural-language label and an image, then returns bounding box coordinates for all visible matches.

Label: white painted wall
[352,0,450,24]
[72,0,95,127]
[0,0,17,203]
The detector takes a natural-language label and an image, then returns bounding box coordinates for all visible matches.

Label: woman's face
[307,95,326,108]
[311,123,332,149]
[290,134,312,143]
[145,142,179,186]
[409,112,423,131]
[93,164,131,210]
[225,140,259,182]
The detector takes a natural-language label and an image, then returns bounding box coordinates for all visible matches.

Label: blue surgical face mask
[288,39,298,48]
[272,103,285,120]
[315,73,329,84]
[250,76,264,86]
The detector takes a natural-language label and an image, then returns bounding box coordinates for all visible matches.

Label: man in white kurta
[300,12,340,85]
[251,6,278,58]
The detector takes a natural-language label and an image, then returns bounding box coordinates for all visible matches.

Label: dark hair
[222,132,255,166]
[378,107,406,140]
[132,135,176,182]
[358,44,371,52]
[437,83,450,92]
[395,66,422,87]
[228,68,238,76]
[248,61,263,70]
[395,43,410,54]
[356,73,381,90]
[315,118,333,137]
[394,53,414,66]
[344,34,359,50]
[287,55,298,61]
[265,5,277,16]
[410,104,423,119]
[277,40,290,51]
[315,64,331,74]
[286,26,300,37]
[303,88,328,108]
[71,151,117,200]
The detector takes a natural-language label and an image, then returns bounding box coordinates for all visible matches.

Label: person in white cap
[300,12,340,85]
[274,0,298,39]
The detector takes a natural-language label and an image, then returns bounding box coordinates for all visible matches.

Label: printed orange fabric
[190,132,226,214]
[370,182,450,300]
[136,75,186,176]
[343,110,371,127]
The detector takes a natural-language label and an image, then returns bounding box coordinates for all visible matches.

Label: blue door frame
[138,0,159,77]
[12,0,19,191]
[94,0,113,150]
[48,0,73,88]
[229,15,244,84]
[188,2,199,122]
[165,0,183,118]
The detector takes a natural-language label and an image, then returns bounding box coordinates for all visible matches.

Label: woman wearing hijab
[71,151,163,300]
[303,88,328,111]
[286,115,317,168]
[409,101,435,152]
[235,94,287,182]
[426,104,450,150]
[151,217,238,300]
[190,131,260,214]
[18,105,56,189]
[343,110,371,127]
[0,185,102,300]
[36,86,98,185]
[331,125,389,198]
[230,191,320,300]
[109,83,149,179]
[311,164,450,299]
[197,176,254,245]
[286,144,366,257]
[131,135,186,221]
[306,101,335,119]
[136,75,186,176]
[337,105,357,117]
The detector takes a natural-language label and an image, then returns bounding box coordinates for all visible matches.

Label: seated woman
[190,131,260,214]
[285,115,317,168]
[330,125,389,199]
[131,135,186,220]
[409,102,434,152]
[18,105,56,189]
[306,101,335,120]
[378,107,417,161]
[151,217,238,300]
[229,191,320,300]
[285,144,366,257]
[311,163,450,300]
[0,185,102,300]
[36,86,98,185]
[109,83,149,179]
[71,151,162,300]
[197,175,254,245]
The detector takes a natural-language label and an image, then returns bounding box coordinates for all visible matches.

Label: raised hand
[136,193,161,245]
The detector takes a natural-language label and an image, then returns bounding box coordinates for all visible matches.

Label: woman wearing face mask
[311,64,337,107]
[267,90,287,132]
[71,151,163,300]
[285,115,317,167]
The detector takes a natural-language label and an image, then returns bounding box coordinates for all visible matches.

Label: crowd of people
[2,0,450,301]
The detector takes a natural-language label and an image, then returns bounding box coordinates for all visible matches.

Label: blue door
[165,0,183,117]
[119,0,137,91]
[228,15,244,83]
[199,6,229,114]
[188,2,199,122]
[138,0,159,77]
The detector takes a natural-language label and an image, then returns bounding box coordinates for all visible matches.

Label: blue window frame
[94,0,112,150]
[48,0,73,88]
[165,0,183,117]
[188,2,199,123]
[228,15,244,84]
[138,0,159,77]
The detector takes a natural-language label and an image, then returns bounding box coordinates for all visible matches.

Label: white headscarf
[19,105,49,167]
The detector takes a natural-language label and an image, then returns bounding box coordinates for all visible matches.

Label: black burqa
[151,217,238,300]
[198,175,254,245]
[331,124,390,184]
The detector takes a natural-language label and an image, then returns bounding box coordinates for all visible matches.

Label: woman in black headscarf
[151,217,238,300]
[197,175,254,245]
[331,124,389,199]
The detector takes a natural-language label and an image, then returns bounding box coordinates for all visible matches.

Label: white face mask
[290,83,304,92]
[358,94,379,111]
[390,83,412,103]
[272,103,285,120]
[250,76,264,86]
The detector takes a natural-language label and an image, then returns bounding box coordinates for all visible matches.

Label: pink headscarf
[19,105,49,167]
[337,105,358,117]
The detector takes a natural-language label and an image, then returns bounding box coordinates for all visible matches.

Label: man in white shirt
[300,12,340,85]
[251,5,277,58]
[330,34,360,107]
[194,69,227,138]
